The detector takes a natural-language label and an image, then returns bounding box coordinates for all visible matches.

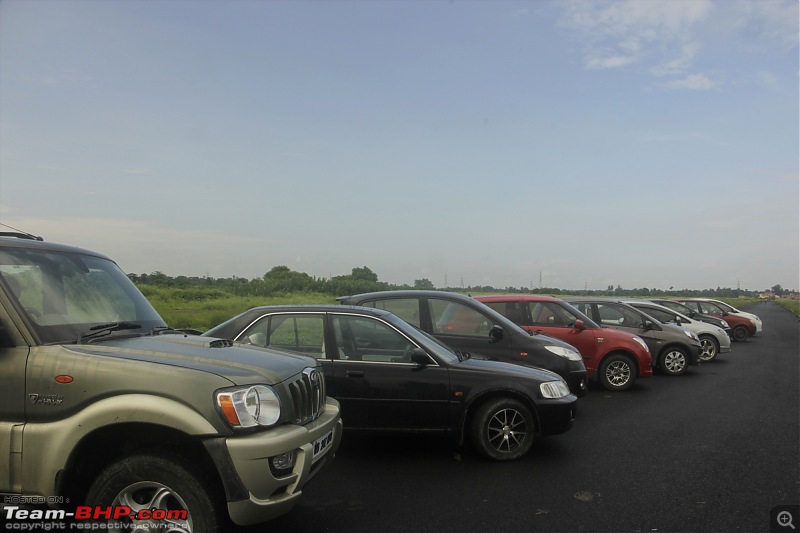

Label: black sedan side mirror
[410,348,430,366]
[488,325,504,343]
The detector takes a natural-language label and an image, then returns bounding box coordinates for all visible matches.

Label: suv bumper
[219,398,342,526]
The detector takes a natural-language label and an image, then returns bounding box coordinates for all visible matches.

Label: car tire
[698,335,719,362]
[85,451,225,533]
[659,347,689,376]
[732,325,749,342]
[471,397,535,461]
[599,353,636,391]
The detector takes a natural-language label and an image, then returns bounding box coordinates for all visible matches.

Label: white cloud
[666,73,717,90]
[560,0,712,71]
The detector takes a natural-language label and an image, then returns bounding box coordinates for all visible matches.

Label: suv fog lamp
[270,451,297,477]
[540,380,570,399]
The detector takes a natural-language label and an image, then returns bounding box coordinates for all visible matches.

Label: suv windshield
[0,247,166,344]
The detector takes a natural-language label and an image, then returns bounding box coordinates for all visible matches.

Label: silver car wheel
[605,360,632,387]
[112,481,193,533]
[699,336,718,362]
[663,350,687,374]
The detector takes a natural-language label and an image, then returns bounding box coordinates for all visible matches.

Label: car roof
[474,294,562,303]
[242,304,394,317]
[338,290,476,302]
[0,235,113,261]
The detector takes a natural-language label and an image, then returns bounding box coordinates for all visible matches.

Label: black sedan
[204,305,577,461]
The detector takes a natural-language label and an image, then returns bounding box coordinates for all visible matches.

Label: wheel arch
[459,388,541,446]
[597,349,639,378]
[58,422,224,506]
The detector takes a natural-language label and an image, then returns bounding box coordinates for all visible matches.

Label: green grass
[773,298,800,318]
[140,287,336,330]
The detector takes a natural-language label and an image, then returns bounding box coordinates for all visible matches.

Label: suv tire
[659,347,689,376]
[599,353,636,391]
[471,398,534,461]
[86,452,225,533]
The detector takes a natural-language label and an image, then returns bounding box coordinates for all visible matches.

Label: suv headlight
[544,345,582,361]
[632,336,649,352]
[216,385,281,429]
[540,380,570,399]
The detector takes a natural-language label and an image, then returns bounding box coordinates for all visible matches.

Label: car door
[0,276,30,493]
[573,302,663,355]
[425,297,516,360]
[522,301,598,372]
[327,313,450,431]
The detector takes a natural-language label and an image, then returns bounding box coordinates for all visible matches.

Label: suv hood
[68,334,316,385]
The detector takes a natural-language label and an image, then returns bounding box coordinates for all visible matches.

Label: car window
[637,306,675,324]
[240,314,326,358]
[530,302,577,327]
[429,299,493,337]
[481,301,527,325]
[596,303,643,328]
[697,301,724,315]
[360,298,421,327]
[332,314,418,363]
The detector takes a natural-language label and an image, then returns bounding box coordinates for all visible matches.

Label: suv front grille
[288,367,326,425]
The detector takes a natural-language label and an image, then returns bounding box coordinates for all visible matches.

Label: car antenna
[0,222,44,241]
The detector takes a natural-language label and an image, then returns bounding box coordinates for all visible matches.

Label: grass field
[139,285,784,331]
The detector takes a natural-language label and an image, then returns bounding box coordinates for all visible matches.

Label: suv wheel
[732,325,749,342]
[86,452,224,533]
[599,354,636,391]
[698,335,719,362]
[659,347,689,376]
[471,398,534,461]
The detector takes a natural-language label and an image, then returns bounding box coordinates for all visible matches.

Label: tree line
[127,266,786,299]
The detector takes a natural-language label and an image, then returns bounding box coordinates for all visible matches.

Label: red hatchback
[476,295,653,392]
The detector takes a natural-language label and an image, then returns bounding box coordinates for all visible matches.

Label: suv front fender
[21,394,221,497]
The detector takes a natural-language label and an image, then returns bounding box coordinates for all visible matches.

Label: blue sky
[1,0,797,292]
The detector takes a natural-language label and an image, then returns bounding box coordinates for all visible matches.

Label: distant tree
[772,284,783,295]
[414,278,435,289]
[350,266,379,282]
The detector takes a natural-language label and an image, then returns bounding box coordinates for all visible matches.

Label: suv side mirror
[641,320,655,331]
[573,319,586,331]
[488,324,504,343]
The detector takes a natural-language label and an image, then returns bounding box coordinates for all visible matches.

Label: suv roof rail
[0,231,44,241]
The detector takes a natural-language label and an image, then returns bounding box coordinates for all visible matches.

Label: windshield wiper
[78,322,143,343]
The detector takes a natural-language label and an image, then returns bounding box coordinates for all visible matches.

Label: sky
[0,0,797,292]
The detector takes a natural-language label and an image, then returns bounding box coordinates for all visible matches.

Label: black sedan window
[332,315,419,363]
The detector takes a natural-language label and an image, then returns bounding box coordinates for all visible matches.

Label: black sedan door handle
[346,370,365,377]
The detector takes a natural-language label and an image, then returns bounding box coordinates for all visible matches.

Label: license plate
[313,430,334,460]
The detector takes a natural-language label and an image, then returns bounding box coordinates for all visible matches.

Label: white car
[624,300,732,362]
[684,298,762,335]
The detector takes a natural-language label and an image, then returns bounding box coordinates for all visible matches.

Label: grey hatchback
[564,298,702,376]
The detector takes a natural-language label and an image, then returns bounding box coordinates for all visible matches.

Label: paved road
[257,301,799,533]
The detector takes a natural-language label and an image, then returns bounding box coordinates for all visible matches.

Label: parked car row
[203,290,762,469]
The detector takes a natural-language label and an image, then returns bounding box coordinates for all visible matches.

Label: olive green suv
[0,233,342,531]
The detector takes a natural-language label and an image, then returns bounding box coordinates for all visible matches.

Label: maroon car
[475,295,653,392]
[675,299,756,342]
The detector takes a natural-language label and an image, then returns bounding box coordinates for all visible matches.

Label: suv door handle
[346,370,364,377]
